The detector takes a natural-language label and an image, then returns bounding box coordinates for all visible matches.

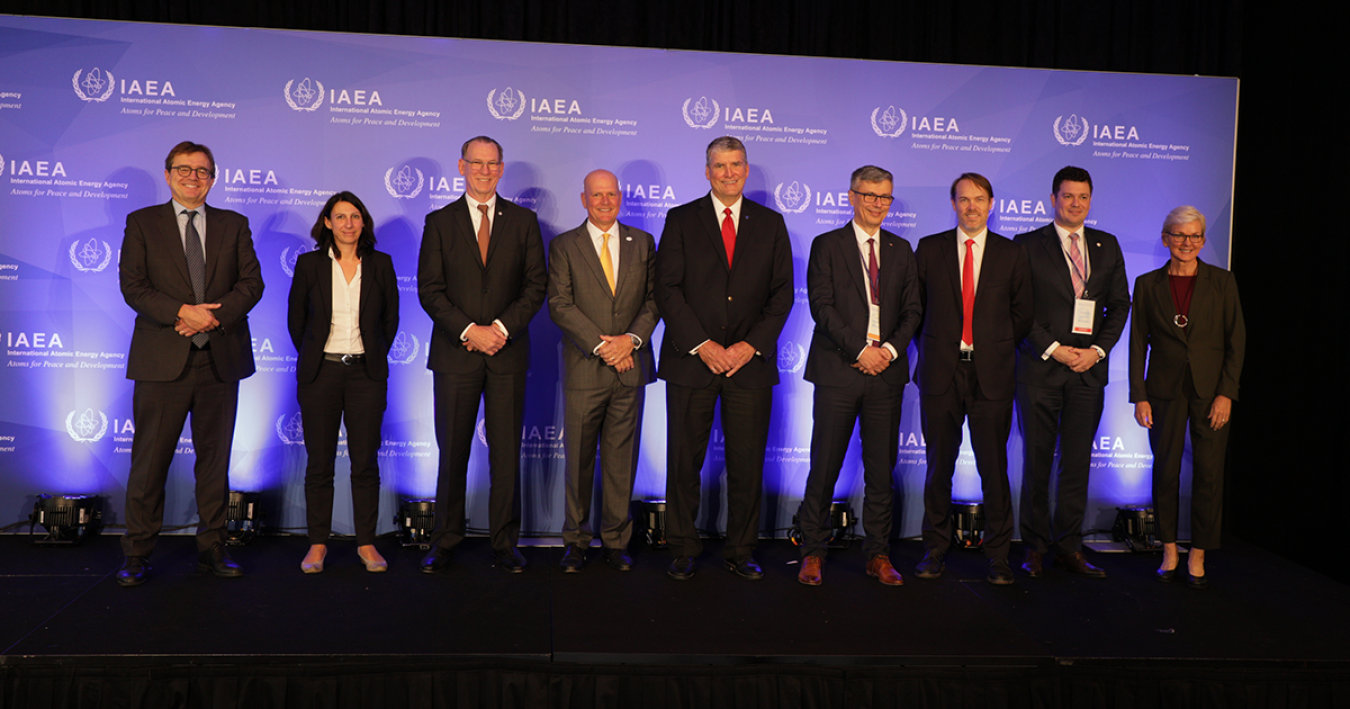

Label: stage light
[1112,506,1162,552]
[788,501,857,548]
[633,499,667,549]
[396,498,436,548]
[29,494,101,545]
[225,491,262,546]
[951,500,984,550]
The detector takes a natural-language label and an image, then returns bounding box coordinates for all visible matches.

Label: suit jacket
[547,221,659,389]
[417,195,547,375]
[1129,259,1244,403]
[804,224,921,388]
[287,248,400,383]
[913,228,1032,400]
[1014,223,1131,388]
[119,202,264,382]
[654,194,794,389]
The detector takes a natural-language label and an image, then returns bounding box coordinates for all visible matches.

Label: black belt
[958,350,975,361]
[324,353,366,365]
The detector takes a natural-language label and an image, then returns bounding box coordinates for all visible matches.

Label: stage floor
[2,533,1347,668]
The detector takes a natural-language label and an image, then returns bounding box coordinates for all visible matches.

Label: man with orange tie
[912,172,1032,585]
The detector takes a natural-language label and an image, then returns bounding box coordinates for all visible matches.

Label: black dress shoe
[421,546,453,574]
[1155,566,1178,583]
[915,550,945,579]
[1186,572,1209,589]
[1021,549,1044,577]
[560,545,586,573]
[116,556,150,587]
[603,548,633,572]
[1055,551,1107,579]
[667,555,697,580]
[197,544,243,577]
[724,556,764,580]
[987,558,1015,585]
[495,547,527,574]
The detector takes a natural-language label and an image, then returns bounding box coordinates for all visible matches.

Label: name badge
[1072,298,1096,335]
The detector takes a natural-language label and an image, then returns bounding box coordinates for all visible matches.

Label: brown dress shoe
[1021,549,1044,577]
[866,555,904,586]
[797,556,823,586]
[1056,550,1107,578]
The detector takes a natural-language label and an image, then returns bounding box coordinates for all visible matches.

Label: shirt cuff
[1042,341,1060,361]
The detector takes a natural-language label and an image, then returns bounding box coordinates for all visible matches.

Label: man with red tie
[655,136,794,581]
[912,173,1032,585]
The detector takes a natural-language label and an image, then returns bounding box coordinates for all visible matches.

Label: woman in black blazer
[1129,205,1245,589]
[288,192,399,573]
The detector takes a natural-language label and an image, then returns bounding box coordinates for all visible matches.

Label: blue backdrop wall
[0,16,1238,540]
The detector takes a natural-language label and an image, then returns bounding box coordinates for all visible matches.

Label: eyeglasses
[1163,231,1205,244]
[170,165,214,180]
[850,189,894,206]
[463,160,502,171]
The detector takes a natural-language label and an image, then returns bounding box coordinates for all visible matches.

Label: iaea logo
[1053,114,1089,146]
[388,331,420,365]
[66,408,108,443]
[276,413,305,445]
[284,78,326,112]
[384,164,424,199]
[777,342,807,374]
[0,152,5,177]
[72,68,116,103]
[486,87,526,121]
[475,418,488,447]
[279,246,304,277]
[871,105,908,138]
[773,181,812,214]
[69,239,113,273]
[682,96,720,129]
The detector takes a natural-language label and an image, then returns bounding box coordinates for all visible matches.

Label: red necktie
[721,207,735,268]
[962,238,975,346]
[867,238,880,305]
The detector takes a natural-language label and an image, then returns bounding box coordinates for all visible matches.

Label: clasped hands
[175,303,220,336]
[596,334,635,373]
[462,323,508,355]
[850,345,892,376]
[698,340,755,377]
[1051,345,1100,373]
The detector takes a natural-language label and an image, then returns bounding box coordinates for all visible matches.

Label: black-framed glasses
[170,165,214,180]
[1163,231,1205,243]
[850,189,894,205]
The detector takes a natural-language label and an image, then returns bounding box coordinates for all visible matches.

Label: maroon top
[1169,274,1196,325]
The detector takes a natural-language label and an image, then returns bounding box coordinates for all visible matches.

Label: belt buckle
[341,353,355,366]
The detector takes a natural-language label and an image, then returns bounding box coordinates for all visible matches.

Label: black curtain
[1,0,1340,584]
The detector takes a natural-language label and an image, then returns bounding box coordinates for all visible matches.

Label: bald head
[581,169,621,231]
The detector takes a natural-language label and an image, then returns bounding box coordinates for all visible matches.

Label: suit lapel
[201,206,224,292]
[942,230,962,309]
[159,203,194,294]
[615,224,640,297]
[452,197,482,268]
[319,251,336,327]
[1081,227,1106,298]
[1040,227,1076,297]
[485,200,507,266]
[700,194,732,273]
[1153,269,1185,342]
[573,223,614,298]
[841,228,869,306]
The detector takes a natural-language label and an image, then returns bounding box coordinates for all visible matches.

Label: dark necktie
[867,237,880,306]
[183,210,208,347]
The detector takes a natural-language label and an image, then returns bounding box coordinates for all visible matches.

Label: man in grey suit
[116,141,264,586]
[547,169,659,573]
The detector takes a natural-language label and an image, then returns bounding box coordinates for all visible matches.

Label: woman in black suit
[1129,205,1245,588]
[288,192,399,573]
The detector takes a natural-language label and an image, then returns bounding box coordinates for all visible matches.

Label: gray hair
[705,136,746,166]
[1162,205,1206,235]
[460,136,503,162]
[851,165,893,189]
